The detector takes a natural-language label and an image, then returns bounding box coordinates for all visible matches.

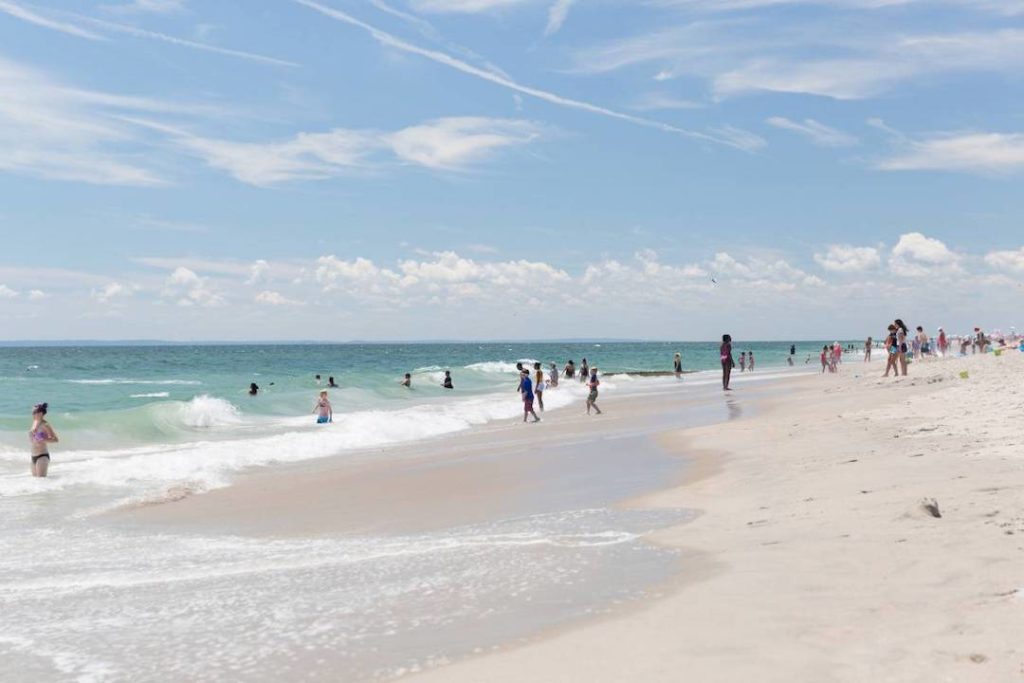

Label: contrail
[294,0,741,148]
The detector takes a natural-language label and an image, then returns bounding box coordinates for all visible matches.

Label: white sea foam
[464,360,537,374]
[129,392,171,399]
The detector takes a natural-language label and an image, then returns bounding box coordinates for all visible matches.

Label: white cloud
[814,244,881,272]
[92,282,134,304]
[877,132,1024,174]
[410,0,530,12]
[767,117,858,146]
[247,260,270,285]
[102,0,187,14]
[175,117,544,185]
[254,290,305,306]
[163,267,224,307]
[708,125,767,152]
[385,117,543,170]
[0,284,18,298]
[984,248,1024,273]
[628,92,704,112]
[889,232,960,277]
[27,289,48,300]
[0,0,103,39]
[544,0,574,35]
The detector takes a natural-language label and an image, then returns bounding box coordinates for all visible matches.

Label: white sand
[407,351,1024,682]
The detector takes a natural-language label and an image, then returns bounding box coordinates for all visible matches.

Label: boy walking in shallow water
[520,369,541,423]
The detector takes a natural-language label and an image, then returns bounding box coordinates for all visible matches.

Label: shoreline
[403,352,1024,682]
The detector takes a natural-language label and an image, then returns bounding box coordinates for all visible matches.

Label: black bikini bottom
[32,453,50,465]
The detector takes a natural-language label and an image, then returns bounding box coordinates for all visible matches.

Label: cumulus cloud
[162,267,224,307]
[984,247,1024,273]
[91,282,134,304]
[27,289,47,300]
[0,284,18,298]
[889,232,960,277]
[246,259,270,285]
[814,244,881,272]
[254,290,305,306]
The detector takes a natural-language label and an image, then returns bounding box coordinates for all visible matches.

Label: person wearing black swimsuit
[29,402,58,477]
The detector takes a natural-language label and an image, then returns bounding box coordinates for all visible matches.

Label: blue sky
[0,0,1022,341]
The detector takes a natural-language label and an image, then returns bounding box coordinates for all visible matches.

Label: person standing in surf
[29,402,58,477]
[720,335,735,390]
[533,362,546,412]
[564,360,576,381]
[312,390,333,424]
[441,371,454,389]
[586,368,602,415]
[549,362,559,388]
[739,352,747,373]
[748,352,755,372]
[520,369,541,423]
[673,352,683,379]
[579,358,589,383]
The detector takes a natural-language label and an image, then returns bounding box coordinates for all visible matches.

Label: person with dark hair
[579,358,589,383]
[883,324,900,377]
[720,335,735,390]
[29,402,58,477]
[400,373,412,388]
[520,369,541,423]
[328,376,338,388]
[441,371,454,389]
[673,352,683,379]
[533,362,545,411]
[586,368,602,415]
[563,360,575,380]
[249,383,259,396]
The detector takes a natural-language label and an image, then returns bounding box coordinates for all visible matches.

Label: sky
[0,0,1022,342]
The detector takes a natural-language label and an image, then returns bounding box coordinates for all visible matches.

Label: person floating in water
[586,368,602,415]
[248,382,259,396]
[328,376,338,388]
[29,402,58,477]
[520,369,541,423]
[313,390,332,424]
[442,371,453,389]
[400,373,411,388]
[674,352,683,379]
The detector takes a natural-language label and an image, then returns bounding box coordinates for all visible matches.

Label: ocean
[0,341,833,681]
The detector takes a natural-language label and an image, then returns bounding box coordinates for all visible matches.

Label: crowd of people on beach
[25,330,1024,477]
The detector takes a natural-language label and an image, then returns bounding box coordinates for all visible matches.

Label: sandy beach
[398,351,1024,683]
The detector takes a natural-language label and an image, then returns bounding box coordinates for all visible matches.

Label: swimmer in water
[328,376,338,388]
[249,382,259,396]
[548,362,559,388]
[312,390,332,424]
[29,402,58,477]
[442,371,453,389]
[400,373,411,388]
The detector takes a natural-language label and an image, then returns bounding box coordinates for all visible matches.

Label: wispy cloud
[294,0,750,149]
[766,117,858,146]
[544,0,574,36]
[877,132,1024,174]
[409,0,530,12]
[164,117,546,185]
[101,0,187,14]
[0,0,103,39]
[628,92,704,112]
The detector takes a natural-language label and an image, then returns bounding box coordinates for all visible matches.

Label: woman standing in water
[533,362,546,412]
[586,368,602,415]
[720,334,735,391]
[864,337,873,363]
[673,352,683,378]
[312,390,333,424]
[29,402,58,477]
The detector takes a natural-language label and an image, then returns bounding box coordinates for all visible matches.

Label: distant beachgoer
[520,370,540,423]
[315,374,322,385]
[586,368,602,415]
[328,376,338,388]
[748,352,755,372]
[820,346,829,374]
[787,356,794,367]
[790,344,796,357]
[400,373,411,388]
[832,342,842,366]
[739,352,747,373]
[720,334,734,390]
[313,391,332,424]
[533,362,545,411]
[549,362,559,388]
[564,360,575,380]
[442,371,453,389]
[579,358,589,383]
[975,328,988,354]
[916,327,930,357]
[673,352,683,378]
[960,335,971,356]
[29,402,58,477]
[864,337,873,363]
[249,382,259,396]
[937,328,948,356]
